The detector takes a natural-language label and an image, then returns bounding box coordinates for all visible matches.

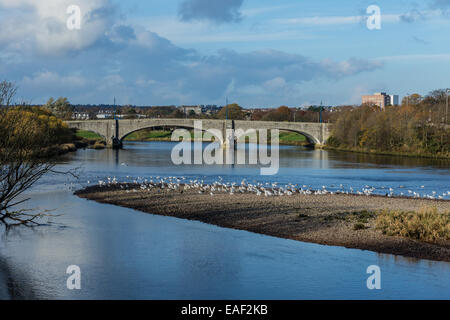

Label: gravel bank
[75,184,450,262]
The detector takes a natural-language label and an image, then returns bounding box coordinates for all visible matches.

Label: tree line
[327,89,449,157]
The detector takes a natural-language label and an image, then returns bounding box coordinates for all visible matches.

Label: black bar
[0,300,448,319]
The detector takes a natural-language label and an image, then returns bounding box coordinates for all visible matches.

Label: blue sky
[1,0,450,107]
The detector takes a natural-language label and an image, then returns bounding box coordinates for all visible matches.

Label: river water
[0,142,449,299]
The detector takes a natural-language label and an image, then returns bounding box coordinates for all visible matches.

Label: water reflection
[327,149,450,169]
[93,141,450,170]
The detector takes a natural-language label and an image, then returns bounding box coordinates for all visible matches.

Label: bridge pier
[112,137,123,149]
[110,119,122,149]
[222,120,235,149]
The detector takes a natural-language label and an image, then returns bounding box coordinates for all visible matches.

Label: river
[0,141,449,299]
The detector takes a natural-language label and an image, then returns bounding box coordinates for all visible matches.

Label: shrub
[353,223,367,230]
[376,207,450,242]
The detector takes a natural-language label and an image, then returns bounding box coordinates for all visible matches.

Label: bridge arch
[233,128,317,146]
[66,120,115,144]
[119,124,223,144]
[234,121,325,146]
[273,128,319,145]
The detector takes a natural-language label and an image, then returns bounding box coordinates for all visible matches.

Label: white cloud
[320,58,384,77]
[0,0,115,55]
[22,71,87,89]
[263,77,286,90]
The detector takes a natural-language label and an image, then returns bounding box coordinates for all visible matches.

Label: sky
[1,0,450,107]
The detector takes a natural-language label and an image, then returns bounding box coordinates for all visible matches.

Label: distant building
[179,105,202,115]
[72,112,90,120]
[96,113,113,119]
[202,105,220,115]
[362,92,391,109]
[389,95,399,106]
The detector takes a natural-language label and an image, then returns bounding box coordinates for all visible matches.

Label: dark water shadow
[0,255,37,300]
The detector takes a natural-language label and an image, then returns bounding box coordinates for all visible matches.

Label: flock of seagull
[92,176,450,200]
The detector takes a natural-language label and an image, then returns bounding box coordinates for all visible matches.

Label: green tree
[44,97,73,120]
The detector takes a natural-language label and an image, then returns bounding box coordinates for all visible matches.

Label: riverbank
[75,183,450,262]
[73,130,107,149]
[49,138,106,156]
[323,145,450,160]
[45,130,108,156]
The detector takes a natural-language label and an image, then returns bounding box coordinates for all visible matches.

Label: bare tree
[0,81,18,107]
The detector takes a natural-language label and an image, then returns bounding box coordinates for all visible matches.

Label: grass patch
[354,210,376,223]
[279,131,307,143]
[76,130,103,140]
[345,210,376,223]
[125,130,173,141]
[124,130,211,141]
[376,207,450,242]
[353,223,367,230]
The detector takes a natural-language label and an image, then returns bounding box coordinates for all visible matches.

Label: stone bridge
[67,119,332,148]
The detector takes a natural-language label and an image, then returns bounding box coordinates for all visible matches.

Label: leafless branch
[0,81,18,107]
